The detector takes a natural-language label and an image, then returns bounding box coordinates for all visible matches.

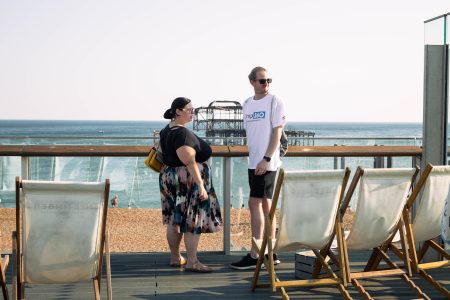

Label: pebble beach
[0,208,354,253]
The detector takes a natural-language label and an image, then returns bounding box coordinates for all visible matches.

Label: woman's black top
[159,125,212,167]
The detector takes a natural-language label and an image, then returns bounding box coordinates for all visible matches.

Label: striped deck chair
[329,167,431,299]
[13,177,112,300]
[379,164,450,298]
[0,254,9,300]
[251,168,352,300]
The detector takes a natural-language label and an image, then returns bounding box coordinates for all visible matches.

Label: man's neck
[253,92,269,100]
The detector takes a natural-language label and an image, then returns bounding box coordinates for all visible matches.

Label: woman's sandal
[185,262,213,273]
[169,256,187,267]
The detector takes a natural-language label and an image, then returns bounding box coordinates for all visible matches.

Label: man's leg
[261,198,276,240]
[249,196,264,258]
[231,170,279,269]
[249,197,276,258]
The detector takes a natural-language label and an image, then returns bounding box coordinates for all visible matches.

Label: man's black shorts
[248,169,277,199]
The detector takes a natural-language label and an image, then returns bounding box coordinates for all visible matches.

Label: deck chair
[251,168,352,300]
[330,167,431,299]
[13,177,112,300]
[374,164,450,298]
[0,254,9,300]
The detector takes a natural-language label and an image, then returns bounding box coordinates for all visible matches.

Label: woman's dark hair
[163,97,192,119]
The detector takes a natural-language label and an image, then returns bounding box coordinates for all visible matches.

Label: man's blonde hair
[248,66,267,81]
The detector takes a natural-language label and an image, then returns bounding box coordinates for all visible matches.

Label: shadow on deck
[5,251,449,299]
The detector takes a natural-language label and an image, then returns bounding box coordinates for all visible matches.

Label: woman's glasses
[255,78,272,84]
[183,108,195,114]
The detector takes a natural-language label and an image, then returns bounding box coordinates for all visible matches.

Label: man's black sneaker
[230,254,258,270]
[265,253,281,265]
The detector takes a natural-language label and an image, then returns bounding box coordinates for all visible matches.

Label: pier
[193,101,315,145]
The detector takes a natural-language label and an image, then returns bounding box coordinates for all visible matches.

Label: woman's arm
[176,145,208,201]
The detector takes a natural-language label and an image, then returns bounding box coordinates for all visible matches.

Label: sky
[0,0,448,122]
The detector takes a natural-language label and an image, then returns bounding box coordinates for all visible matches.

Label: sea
[0,120,424,208]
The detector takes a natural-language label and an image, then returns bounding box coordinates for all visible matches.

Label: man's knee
[248,197,263,207]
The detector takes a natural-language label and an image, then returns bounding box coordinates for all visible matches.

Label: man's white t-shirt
[243,94,286,171]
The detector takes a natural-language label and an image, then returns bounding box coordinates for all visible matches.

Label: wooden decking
[4,251,449,299]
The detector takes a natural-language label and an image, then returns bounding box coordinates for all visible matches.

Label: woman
[159,97,222,273]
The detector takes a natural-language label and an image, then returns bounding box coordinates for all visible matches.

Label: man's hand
[255,159,269,175]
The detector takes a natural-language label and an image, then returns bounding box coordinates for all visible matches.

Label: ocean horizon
[0,119,424,138]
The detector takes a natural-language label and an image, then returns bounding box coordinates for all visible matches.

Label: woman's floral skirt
[159,161,222,234]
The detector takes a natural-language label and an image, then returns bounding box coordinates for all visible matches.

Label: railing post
[411,155,421,168]
[222,157,231,255]
[374,156,385,168]
[387,156,393,168]
[21,157,29,180]
[333,144,338,169]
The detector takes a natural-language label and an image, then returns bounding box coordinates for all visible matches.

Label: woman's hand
[199,185,208,201]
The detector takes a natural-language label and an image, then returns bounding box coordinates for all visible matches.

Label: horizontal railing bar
[310,137,422,140]
[0,145,422,157]
[0,136,156,140]
[424,12,449,24]
[0,136,424,140]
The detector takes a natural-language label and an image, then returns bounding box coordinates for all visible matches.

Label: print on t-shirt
[245,111,266,122]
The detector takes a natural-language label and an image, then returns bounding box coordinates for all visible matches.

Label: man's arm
[254,125,283,175]
[265,126,283,158]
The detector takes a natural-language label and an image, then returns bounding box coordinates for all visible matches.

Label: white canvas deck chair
[13,177,112,300]
[371,164,450,298]
[0,254,9,300]
[251,168,352,300]
[332,167,431,299]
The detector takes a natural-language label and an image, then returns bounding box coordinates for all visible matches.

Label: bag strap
[269,95,275,128]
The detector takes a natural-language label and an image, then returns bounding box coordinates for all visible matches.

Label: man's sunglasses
[255,78,272,84]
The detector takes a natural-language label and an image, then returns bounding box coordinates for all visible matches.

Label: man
[231,66,286,270]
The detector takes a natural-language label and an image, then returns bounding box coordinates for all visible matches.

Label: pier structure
[193,100,245,145]
[193,100,315,145]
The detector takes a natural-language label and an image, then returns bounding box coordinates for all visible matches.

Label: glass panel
[0,156,21,207]
[426,13,449,169]
[424,16,446,45]
[0,151,424,252]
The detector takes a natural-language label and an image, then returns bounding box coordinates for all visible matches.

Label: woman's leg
[184,232,201,266]
[166,224,184,264]
[184,232,212,272]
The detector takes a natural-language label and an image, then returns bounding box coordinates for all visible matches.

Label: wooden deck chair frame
[13,177,112,300]
[369,163,450,298]
[251,168,352,300]
[326,166,430,300]
[0,253,9,300]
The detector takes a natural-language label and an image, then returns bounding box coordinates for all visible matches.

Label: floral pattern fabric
[159,161,222,234]
[442,198,450,251]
